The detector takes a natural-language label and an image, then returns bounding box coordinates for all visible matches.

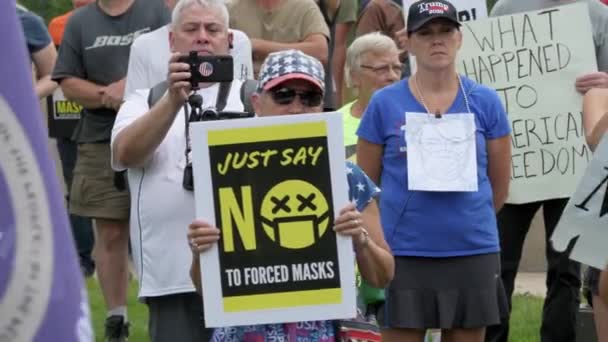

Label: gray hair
[344,32,399,87]
[171,0,229,29]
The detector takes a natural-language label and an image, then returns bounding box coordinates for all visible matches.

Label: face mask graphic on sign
[260,180,330,249]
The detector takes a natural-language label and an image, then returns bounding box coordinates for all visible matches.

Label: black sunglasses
[269,87,323,107]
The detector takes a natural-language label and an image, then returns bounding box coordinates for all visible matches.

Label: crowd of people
[17,0,608,341]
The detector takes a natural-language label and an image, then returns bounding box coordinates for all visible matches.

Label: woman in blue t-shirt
[356,1,512,341]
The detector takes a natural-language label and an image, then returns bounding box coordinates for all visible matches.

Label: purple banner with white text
[0,2,92,341]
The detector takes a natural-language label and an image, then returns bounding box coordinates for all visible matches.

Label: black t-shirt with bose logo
[52,0,169,143]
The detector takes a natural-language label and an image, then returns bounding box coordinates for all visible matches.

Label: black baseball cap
[407,0,461,33]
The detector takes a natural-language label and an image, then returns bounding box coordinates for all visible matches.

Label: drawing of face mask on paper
[417,120,474,181]
[405,112,478,192]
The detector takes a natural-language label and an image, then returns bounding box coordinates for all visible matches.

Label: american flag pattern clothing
[211,161,380,342]
[212,321,335,342]
[345,161,380,211]
[256,49,325,92]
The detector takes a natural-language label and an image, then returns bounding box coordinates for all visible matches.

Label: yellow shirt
[338,100,360,162]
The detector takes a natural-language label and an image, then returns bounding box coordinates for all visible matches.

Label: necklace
[411,74,475,143]
[413,73,471,117]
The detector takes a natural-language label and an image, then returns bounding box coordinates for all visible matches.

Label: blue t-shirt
[17,8,51,56]
[357,76,511,257]
[211,161,380,342]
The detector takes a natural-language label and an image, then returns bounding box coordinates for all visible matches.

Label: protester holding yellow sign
[188,49,394,341]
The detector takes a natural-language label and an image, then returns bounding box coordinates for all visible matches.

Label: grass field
[509,294,545,342]
[86,278,545,342]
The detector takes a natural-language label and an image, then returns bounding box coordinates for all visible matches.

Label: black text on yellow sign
[207,122,342,312]
[53,100,82,119]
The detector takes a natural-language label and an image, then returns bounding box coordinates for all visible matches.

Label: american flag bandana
[257,49,325,92]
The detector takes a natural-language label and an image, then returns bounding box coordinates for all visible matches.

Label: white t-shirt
[124,25,254,97]
[111,81,244,299]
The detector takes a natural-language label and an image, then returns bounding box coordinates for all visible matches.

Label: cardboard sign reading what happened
[190,112,355,327]
[456,3,597,203]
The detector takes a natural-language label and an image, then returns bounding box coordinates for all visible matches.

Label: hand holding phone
[178,52,234,89]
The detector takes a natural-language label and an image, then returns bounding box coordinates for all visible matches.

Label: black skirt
[381,253,508,329]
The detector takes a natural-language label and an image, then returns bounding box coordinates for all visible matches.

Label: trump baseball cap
[407,0,461,33]
[256,49,325,93]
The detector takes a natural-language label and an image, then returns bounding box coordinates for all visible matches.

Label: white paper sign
[406,112,478,192]
[456,3,596,203]
[551,135,608,270]
[190,112,356,327]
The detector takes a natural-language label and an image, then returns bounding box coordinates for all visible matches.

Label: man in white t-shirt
[110,0,244,341]
[124,0,253,98]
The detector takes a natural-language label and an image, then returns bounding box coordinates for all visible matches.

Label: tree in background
[18,0,72,23]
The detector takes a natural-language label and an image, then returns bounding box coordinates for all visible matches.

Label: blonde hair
[345,32,399,87]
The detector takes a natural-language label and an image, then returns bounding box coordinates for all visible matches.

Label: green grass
[509,294,545,342]
[86,279,544,342]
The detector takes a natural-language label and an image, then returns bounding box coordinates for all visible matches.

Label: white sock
[107,306,128,322]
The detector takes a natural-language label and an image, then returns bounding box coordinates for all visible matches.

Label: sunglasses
[269,87,323,107]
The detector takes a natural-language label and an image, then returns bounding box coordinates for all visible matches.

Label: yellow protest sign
[190,112,356,327]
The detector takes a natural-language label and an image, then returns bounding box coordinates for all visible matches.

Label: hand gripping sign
[189,112,356,327]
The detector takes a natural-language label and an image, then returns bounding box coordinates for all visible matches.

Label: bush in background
[19,0,72,23]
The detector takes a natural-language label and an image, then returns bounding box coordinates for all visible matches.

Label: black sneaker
[105,315,129,342]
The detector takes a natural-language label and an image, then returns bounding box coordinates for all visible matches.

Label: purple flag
[0,2,92,341]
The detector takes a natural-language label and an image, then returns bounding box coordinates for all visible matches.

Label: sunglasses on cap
[269,87,323,107]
